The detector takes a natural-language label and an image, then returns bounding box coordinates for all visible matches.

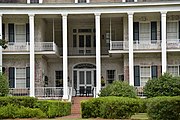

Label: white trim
[0,14,2,73]
[27,0,30,4]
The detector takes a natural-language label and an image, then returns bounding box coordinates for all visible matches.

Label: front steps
[71,97,92,114]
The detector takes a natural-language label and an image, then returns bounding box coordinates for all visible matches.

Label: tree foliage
[0,73,9,96]
[0,39,8,49]
[144,73,180,98]
[99,81,137,98]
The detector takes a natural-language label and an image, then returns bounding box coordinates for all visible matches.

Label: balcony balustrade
[167,39,180,49]
[9,88,30,96]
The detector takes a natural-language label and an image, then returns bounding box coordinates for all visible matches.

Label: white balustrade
[167,39,180,49]
[35,87,63,97]
[3,42,29,51]
[9,88,30,96]
[35,42,54,51]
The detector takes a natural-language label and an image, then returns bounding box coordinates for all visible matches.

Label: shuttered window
[26,23,30,42]
[167,22,178,40]
[140,66,151,86]
[16,68,26,88]
[16,24,26,43]
[26,67,30,88]
[2,23,5,39]
[140,23,150,42]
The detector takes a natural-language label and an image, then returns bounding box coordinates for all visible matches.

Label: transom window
[167,66,179,76]
[140,66,151,86]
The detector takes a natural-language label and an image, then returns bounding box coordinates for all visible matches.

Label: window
[107,70,116,84]
[140,66,151,86]
[78,0,86,3]
[167,66,178,76]
[16,68,26,88]
[167,22,178,40]
[55,71,63,87]
[139,23,150,42]
[16,24,26,43]
[30,0,39,3]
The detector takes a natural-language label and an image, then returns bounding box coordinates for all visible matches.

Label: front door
[78,70,94,95]
[78,34,92,55]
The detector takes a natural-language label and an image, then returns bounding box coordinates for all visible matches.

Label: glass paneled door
[78,34,92,55]
[78,70,94,95]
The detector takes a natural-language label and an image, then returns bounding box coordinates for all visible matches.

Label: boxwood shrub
[81,96,142,119]
[35,100,71,118]
[147,96,180,120]
[0,104,46,119]
[0,96,37,108]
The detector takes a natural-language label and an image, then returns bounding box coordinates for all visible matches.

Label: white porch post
[161,11,167,74]
[128,12,134,86]
[62,13,68,100]
[0,14,2,73]
[95,13,101,97]
[27,0,30,3]
[75,0,78,3]
[29,14,35,97]
[122,0,126,2]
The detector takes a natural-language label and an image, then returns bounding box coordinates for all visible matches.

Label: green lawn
[58,113,148,120]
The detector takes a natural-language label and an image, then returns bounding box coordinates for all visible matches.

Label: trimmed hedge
[35,100,71,118]
[0,96,71,119]
[81,97,142,119]
[147,96,180,120]
[0,96,37,108]
[99,81,137,98]
[0,104,46,119]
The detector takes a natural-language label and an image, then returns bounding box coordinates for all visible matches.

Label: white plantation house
[0,0,179,100]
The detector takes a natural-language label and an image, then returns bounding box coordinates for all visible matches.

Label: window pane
[140,23,150,41]
[56,71,63,87]
[167,66,178,76]
[86,71,91,84]
[86,35,91,47]
[140,66,150,86]
[79,71,84,84]
[167,22,178,39]
[79,35,84,47]
[107,70,115,84]
[16,25,26,42]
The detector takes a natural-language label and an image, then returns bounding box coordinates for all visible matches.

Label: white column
[62,14,68,100]
[128,12,134,86]
[134,0,138,2]
[27,0,30,3]
[87,0,90,3]
[95,13,101,97]
[122,0,126,2]
[29,14,35,97]
[161,11,167,74]
[0,14,2,73]
[75,0,78,3]
[39,0,43,3]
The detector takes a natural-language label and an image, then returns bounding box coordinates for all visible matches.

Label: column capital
[94,13,101,16]
[127,12,134,16]
[161,11,167,15]
[28,14,35,17]
[62,13,68,17]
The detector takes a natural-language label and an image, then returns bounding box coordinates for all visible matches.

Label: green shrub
[35,100,71,118]
[0,96,37,108]
[99,81,137,98]
[0,73,9,96]
[0,104,46,119]
[147,96,180,120]
[81,97,142,119]
[138,98,147,113]
[144,73,180,98]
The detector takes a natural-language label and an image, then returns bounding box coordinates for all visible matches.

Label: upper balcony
[3,42,60,55]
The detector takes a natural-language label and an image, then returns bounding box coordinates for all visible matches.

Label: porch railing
[68,87,73,102]
[135,86,146,97]
[9,88,30,96]
[3,42,29,51]
[35,87,63,98]
[167,39,180,49]
[35,42,54,51]
[110,40,161,50]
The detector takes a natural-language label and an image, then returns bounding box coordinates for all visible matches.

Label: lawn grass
[58,113,148,120]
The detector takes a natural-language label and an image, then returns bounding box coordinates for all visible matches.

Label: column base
[62,95,69,100]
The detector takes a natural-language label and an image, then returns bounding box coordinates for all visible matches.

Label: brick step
[71,97,92,114]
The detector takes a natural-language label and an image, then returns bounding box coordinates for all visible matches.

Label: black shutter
[151,22,157,43]
[8,24,14,42]
[133,22,139,43]
[179,21,180,40]
[160,21,162,41]
[2,23,5,39]
[9,67,15,88]
[26,23,30,42]
[151,65,158,79]
[134,66,140,86]
[26,67,30,88]
[2,67,5,74]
